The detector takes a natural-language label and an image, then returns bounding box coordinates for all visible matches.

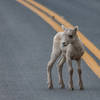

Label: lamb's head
[61,25,78,47]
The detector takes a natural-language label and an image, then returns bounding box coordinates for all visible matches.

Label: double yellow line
[17,0,100,78]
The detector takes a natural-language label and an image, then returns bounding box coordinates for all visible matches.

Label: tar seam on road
[17,0,100,78]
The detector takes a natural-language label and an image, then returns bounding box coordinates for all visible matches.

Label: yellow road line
[17,0,62,32]
[83,52,100,78]
[17,0,100,78]
[26,0,100,60]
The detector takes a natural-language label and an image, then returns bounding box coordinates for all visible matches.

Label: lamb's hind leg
[47,50,61,89]
[77,59,84,90]
[57,56,65,88]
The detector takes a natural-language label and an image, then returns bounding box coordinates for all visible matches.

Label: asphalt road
[0,0,100,100]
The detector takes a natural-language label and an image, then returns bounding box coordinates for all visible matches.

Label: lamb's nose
[62,42,66,46]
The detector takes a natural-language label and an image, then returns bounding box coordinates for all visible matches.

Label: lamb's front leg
[77,59,84,90]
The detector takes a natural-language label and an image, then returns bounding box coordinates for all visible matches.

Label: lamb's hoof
[59,84,65,89]
[80,87,84,90]
[79,82,84,90]
[48,83,53,89]
[68,84,74,91]
[69,87,74,91]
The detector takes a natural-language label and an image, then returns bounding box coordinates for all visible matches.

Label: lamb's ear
[61,24,66,30]
[73,26,79,32]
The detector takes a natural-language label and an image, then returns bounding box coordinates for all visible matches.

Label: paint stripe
[83,52,100,78]
[26,0,100,60]
[17,0,100,78]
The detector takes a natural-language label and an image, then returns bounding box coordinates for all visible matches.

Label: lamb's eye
[68,35,73,38]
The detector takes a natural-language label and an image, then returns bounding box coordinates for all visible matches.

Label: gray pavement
[37,0,100,49]
[0,0,100,100]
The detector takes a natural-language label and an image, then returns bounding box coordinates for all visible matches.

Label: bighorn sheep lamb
[47,25,85,90]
